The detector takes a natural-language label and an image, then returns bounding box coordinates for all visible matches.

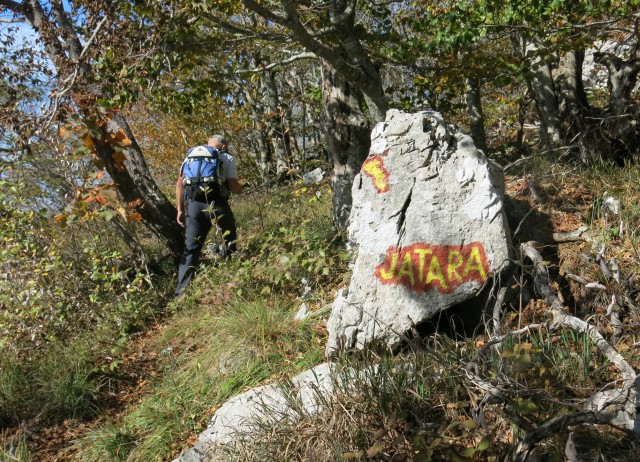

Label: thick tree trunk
[90,111,182,258]
[238,81,272,178]
[594,52,640,117]
[555,49,599,163]
[593,51,640,161]
[320,60,371,232]
[520,35,564,150]
[255,130,272,177]
[465,77,487,152]
[556,49,589,135]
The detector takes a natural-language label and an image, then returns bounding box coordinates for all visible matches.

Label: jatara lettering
[374,242,490,294]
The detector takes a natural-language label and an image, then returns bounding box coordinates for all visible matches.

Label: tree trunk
[555,49,589,136]
[520,35,564,150]
[236,80,271,178]
[11,0,183,260]
[255,130,272,177]
[594,52,640,117]
[556,49,598,162]
[320,60,371,232]
[90,111,183,258]
[261,69,290,179]
[465,77,487,152]
[593,51,640,161]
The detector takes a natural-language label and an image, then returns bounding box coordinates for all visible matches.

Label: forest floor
[7,163,640,461]
[6,325,168,461]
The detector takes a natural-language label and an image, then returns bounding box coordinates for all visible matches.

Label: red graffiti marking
[374,242,490,295]
[362,155,390,193]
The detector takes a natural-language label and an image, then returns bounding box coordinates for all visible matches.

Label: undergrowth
[3,163,640,461]
[68,182,334,461]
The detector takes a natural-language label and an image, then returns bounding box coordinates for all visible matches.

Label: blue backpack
[182,146,221,201]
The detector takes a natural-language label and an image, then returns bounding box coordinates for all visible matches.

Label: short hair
[209,134,227,146]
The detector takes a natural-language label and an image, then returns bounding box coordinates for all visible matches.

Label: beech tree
[402,1,640,161]
[186,0,390,230]
[0,0,184,258]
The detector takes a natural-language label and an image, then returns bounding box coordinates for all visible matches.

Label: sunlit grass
[72,285,325,461]
[0,433,31,462]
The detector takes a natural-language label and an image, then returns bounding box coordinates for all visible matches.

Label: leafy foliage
[231,182,347,297]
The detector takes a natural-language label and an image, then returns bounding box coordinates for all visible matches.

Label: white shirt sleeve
[221,152,238,181]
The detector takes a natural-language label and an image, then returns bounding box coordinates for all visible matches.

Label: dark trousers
[174,199,237,296]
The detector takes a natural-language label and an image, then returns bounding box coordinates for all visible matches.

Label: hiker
[174,135,243,297]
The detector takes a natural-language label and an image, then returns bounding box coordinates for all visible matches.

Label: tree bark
[520,35,564,150]
[90,111,183,257]
[321,60,371,231]
[261,69,290,179]
[465,77,487,152]
[236,77,272,178]
[556,49,589,136]
[593,50,640,161]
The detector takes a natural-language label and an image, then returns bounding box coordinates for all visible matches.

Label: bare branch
[521,241,638,423]
[241,0,287,25]
[235,51,317,74]
[199,10,290,43]
[0,0,25,14]
[328,0,356,26]
[0,16,23,23]
[512,411,617,462]
[50,0,83,62]
[78,14,109,63]
[552,225,590,243]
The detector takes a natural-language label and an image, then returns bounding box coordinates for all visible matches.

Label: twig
[507,242,640,460]
[512,206,537,239]
[552,226,590,243]
[235,52,318,74]
[78,15,109,63]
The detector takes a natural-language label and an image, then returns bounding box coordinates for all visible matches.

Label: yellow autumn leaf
[126,213,143,222]
[112,151,127,163]
[84,135,95,150]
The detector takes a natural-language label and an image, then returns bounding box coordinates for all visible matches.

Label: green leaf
[461,419,477,430]
[460,447,476,457]
[99,210,116,221]
[429,437,442,448]
[515,399,538,414]
[477,437,490,451]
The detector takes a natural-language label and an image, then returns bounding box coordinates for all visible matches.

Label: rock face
[326,110,512,355]
[173,363,336,462]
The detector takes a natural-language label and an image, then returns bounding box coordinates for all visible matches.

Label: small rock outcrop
[173,363,335,462]
[326,110,512,355]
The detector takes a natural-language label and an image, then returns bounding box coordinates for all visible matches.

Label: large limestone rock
[326,110,512,355]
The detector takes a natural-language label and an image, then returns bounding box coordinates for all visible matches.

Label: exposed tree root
[465,241,639,461]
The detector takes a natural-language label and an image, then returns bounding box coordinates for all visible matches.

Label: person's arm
[176,175,186,227]
[227,177,243,195]
[222,151,243,195]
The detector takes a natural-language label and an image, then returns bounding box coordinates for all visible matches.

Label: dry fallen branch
[462,242,638,461]
[508,242,640,461]
[552,226,591,243]
[512,411,618,462]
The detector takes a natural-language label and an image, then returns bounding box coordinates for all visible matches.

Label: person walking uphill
[174,135,243,297]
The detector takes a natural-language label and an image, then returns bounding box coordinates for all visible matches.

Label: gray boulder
[172,363,335,462]
[326,110,512,355]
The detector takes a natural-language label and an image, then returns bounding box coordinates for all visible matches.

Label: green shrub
[0,341,101,426]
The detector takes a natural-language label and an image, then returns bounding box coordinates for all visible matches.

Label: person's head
[208,134,227,150]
